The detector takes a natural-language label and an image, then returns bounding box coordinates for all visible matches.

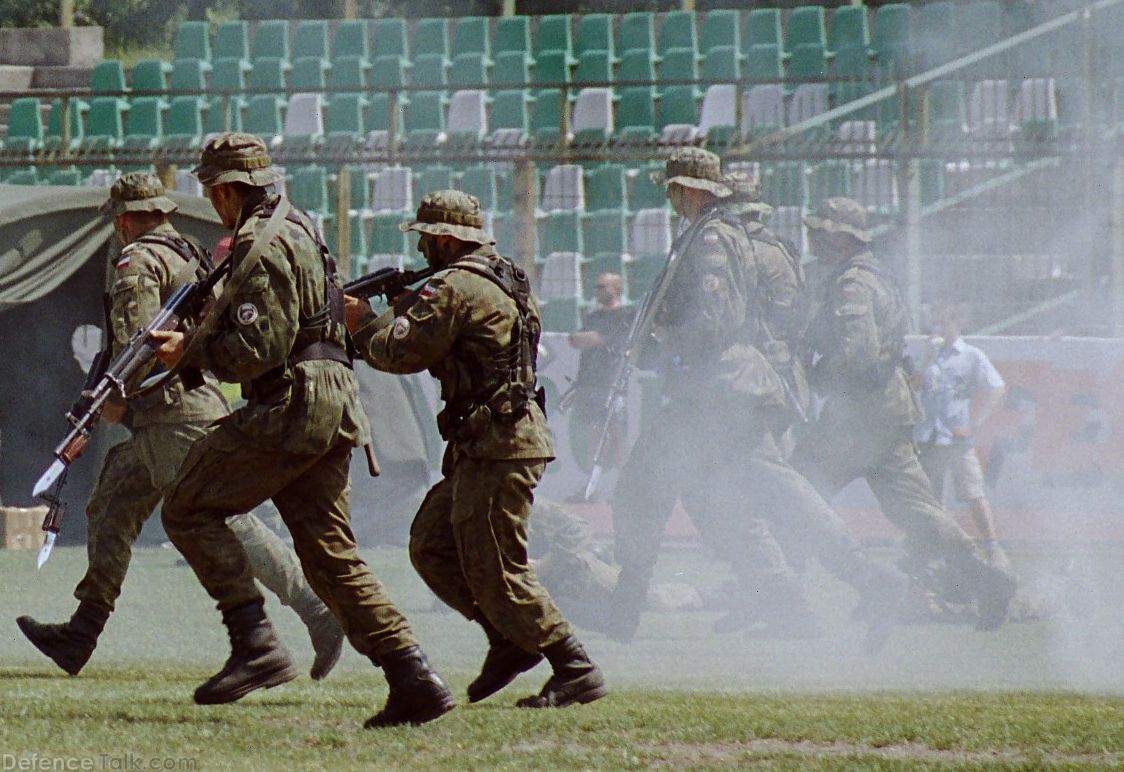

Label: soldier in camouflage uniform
[793,197,1018,630]
[606,150,906,649]
[16,173,343,681]
[345,190,607,709]
[150,135,453,726]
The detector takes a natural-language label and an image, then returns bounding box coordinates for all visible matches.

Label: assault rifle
[31,263,228,568]
[344,266,434,301]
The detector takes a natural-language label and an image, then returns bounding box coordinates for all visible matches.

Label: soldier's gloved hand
[343,295,373,333]
[149,329,186,368]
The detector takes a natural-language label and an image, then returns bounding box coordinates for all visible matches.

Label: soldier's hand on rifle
[344,295,373,333]
[149,329,186,368]
[101,392,127,425]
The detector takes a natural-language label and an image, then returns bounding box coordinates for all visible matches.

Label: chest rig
[436,254,547,443]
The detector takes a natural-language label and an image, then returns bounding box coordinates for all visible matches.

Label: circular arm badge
[236,302,260,325]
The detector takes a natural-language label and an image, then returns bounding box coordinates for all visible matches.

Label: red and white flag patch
[115,256,130,270]
[418,283,436,299]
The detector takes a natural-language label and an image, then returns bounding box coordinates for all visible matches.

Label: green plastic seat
[369,213,410,255]
[410,54,447,88]
[6,98,44,152]
[459,164,497,209]
[789,44,828,81]
[619,49,656,91]
[125,96,165,139]
[211,57,250,91]
[618,13,655,57]
[243,94,283,141]
[252,20,289,63]
[291,57,328,90]
[364,92,403,138]
[369,55,406,88]
[450,53,489,88]
[657,85,698,128]
[533,50,570,88]
[45,97,87,152]
[214,21,250,62]
[323,213,368,263]
[761,162,806,207]
[615,87,656,146]
[332,19,369,61]
[329,55,369,89]
[744,8,782,50]
[412,18,449,59]
[659,47,699,84]
[495,168,513,210]
[530,89,564,146]
[786,6,827,52]
[132,59,170,93]
[325,93,367,147]
[165,95,205,149]
[624,254,665,296]
[833,45,873,79]
[204,95,243,134]
[174,21,211,62]
[917,2,957,71]
[575,14,614,58]
[745,43,783,83]
[830,4,870,52]
[494,16,530,58]
[294,20,330,60]
[539,210,583,253]
[451,17,490,59]
[289,164,331,214]
[47,167,82,186]
[872,4,912,76]
[807,161,852,202]
[574,50,612,85]
[658,11,697,57]
[248,58,289,94]
[584,164,627,211]
[927,80,967,137]
[415,164,454,195]
[700,9,740,54]
[959,1,1002,57]
[630,163,666,209]
[6,168,39,185]
[91,60,127,94]
[582,210,628,257]
[534,15,573,58]
[371,18,408,59]
[171,58,210,91]
[539,298,581,333]
[831,46,878,115]
[81,97,128,153]
[702,46,740,82]
[493,52,530,88]
[403,92,445,149]
[489,89,529,142]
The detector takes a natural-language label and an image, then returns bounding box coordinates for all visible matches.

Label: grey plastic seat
[370,166,414,213]
[571,87,613,146]
[539,164,585,212]
[741,85,785,137]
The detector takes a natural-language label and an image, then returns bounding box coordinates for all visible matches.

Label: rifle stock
[344,266,434,301]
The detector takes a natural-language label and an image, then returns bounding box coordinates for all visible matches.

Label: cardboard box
[0,506,46,550]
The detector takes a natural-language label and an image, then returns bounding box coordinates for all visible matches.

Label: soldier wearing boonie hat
[98,172,179,217]
[348,188,607,712]
[650,146,733,197]
[722,169,773,220]
[803,196,872,244]
[150,132,456,727]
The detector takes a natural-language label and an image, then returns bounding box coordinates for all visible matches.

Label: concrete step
[31,65,93,90]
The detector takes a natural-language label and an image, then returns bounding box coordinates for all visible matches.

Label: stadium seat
[369,211,411,256]
[917,1,957,71]
[535,15,573,58]
[788,83,829,125]
[698,84,737,148]
[808,161,853,202]
[629,165,667,210]
[540,164,584,212]
[658,11,697,57]
[459,164,498,209]
[767,206,804,255]
[659,47,699,84]
[251,20,289,63]
[829,5,870,52]
[493,52,531,89]
[741,85,785,137]
[927,80,968,138]
[410,54,447,88]
[291,56,329,90]
[45,97,87,152]
[446,89,488,148]
[413,18,449,60]
[369,55,406,88]
[332,19,369,61]
[415,164,454,195]
[289,164,331,215]
[6,168,39,185]
[123,96,165,147]
[174,21,211,62]
[761,162,806,207]
[214,21,250,62]
[325,93,367,149]
[959,1,1003,58]
[203,95,242,134]
[248,57,289,95]
[623,253,666,296]
[131,60,170,93]
[700,9,740,54]
[618,49,656,92]
[403,92,445,150]
[743,8,781,50]
[831,46,878,117]
[450,53,490,89]
[451,16,490,59]
[243,94,283,145]
[282,92,324,152]
[967,79,1011,137]
[164,95,205,150]
[744,44,783,83]
[539,297,582,333]
[364,92,402,150]
[1013,78,1059,139]
[371,166,414,212]
[5,97,44,153]
[47,167,83,186]
[292,19,329,61]
[371,18,408,59]
[211,57,250,91]
[171,59,210,92]
[571,88,613,147]
[656,85,699,144]
[574,50,612,85]
[584,164,628,212]
[615,87,656,146]
[581,252,624,298]
[330,55,372,89]
[872,3,912,76]
[533,50,571,89]
[489,89,530,147]
[575,14,614,59]
[853,159,898,215]
[618,13,655,58]
[786,6,827,52]
[789,44,828,81]
[494,16,531,58]
[537,249,583,296]
[91,60,127,94]
[583,209,627,258]
[702,46,740,82]
[80,96,128,163]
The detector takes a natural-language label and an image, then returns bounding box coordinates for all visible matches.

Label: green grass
[1,546,1121,769]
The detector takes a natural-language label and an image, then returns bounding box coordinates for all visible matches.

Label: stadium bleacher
[0,4,1113,331]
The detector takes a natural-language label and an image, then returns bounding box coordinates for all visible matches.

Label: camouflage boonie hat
[191,132,285,187]
[803,196,871,243]
[723,170,772,217]
[399,189,495,245]
[98,172,178,217]
[649,147,732,197]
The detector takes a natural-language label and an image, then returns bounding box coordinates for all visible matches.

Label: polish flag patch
[702,231,720,246]
[115,256,130,270]
[418,283,436,299]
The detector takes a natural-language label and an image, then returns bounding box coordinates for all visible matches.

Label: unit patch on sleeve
[391,316,412,340]
[236,302,260,325]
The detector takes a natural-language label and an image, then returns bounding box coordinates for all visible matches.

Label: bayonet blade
[33,459,67,498]
[36,532,57,570]
[584,465,603,502]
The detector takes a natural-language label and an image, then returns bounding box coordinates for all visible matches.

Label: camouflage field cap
[399,189,495,245]
[191,132,285,187]
[723,170,773,217]
[98,172,178,217]
[803,196,871,243]
[649,147,732,197]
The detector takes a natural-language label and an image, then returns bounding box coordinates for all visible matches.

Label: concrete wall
[0,27,102,68]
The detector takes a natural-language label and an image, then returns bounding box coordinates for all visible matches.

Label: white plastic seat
[741,85,785,136]
[370,166,413,213]
[697,84,736,138]
[539,164,584,212]
[282,92,324,138]
[852,160,899,213]
[571,87,614,143]
[446,89,488,139]
[629,208,672,258]
[787,83,828,125]
[537,251,583,300]
[968,79,1011,137]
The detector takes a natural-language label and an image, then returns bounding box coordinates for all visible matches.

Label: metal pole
[897,81,922,327]
[514,158,537,283]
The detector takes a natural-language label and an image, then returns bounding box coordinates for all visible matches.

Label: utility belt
[437,382,546,443]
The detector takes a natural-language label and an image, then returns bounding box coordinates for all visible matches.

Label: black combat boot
[598,569,648,643]
[466,614,543,703]
[850,567,909,655]
[515,635,607,709]
[973,561,1018,631]
[363,646,456,728]
[193,600,299,705]
[16,601,110,676]
[720,575,824,639]
[290,587,345,680]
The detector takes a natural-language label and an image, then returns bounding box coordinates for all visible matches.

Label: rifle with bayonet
[344,266,434,301]
[31,262,228,568]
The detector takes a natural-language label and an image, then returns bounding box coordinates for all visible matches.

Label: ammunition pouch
[436,383,544,443]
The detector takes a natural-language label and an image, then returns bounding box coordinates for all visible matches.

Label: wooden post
[60,0,74,27]
[343,0,357,20]
[336,165,352,279]
[501,0,516,15]
[514,158,537,283]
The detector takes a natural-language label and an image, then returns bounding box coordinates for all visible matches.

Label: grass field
[2,544,1121,769]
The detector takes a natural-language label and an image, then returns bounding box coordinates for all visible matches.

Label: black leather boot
[193,600,299,705]
[363,646,455,728]
[16,601,110,676]
[515,635,607,709]
[467,614,543,703]
[290,587,345,680]
[974,561,1018,631]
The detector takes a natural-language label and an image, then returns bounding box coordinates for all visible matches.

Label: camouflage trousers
[76,421,306,613]
[162,420,417,660]
[792,414,988,573]
[410,455,572,653]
